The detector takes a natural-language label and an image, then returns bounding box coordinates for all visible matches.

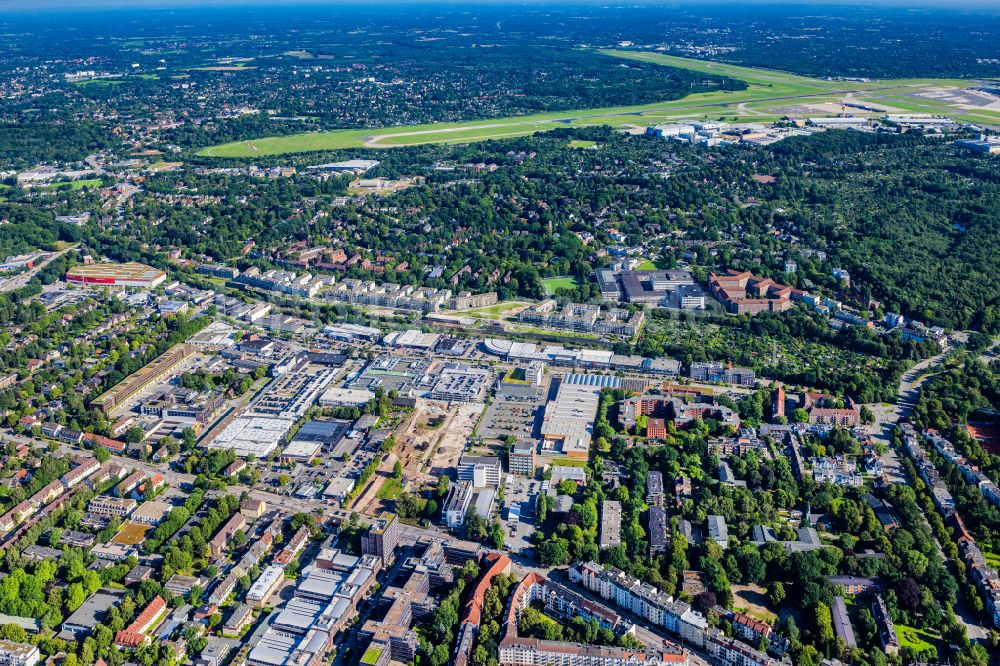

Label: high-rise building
[508,441,536,477]
[362,512,400,567]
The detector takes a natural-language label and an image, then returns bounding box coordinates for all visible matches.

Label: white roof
[280,440,321,460]
[209,416,293,457]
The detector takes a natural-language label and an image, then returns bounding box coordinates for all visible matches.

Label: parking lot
[502,476,539,556]
[479,397,542,442]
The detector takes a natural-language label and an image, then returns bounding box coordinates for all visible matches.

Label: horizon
[6,0,1000,11]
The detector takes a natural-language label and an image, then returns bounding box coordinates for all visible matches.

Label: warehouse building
[540,374,614,459]
[66,263,166,289]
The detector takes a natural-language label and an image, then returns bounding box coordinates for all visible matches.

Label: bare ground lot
[731,583,777,623]
[395,400,485,482]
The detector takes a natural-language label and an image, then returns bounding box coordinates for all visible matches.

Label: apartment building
[87,496,137,518]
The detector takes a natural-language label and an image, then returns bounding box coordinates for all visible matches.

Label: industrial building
[540,374,616,459]
[318,387,375,407]
[428,363,490,402]
[66,262,166,289]
[90,344,195,415]
[209,416,292,458]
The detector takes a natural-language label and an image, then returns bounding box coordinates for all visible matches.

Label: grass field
[896,624,939,653]
[568,139,597,149]
[200,50,999,157]
[546,457,590,468]
[458,300,530,320]
[542,276,578,295]
[112,521,152,545]
[37,179,103,191]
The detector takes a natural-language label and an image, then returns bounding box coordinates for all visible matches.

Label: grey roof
[60,588,125,634]
[648,506,667,548]
[600,501,622,548]
[646,471,664,496]
[552,495,574,513]
[292,419,350,444]
[831,596,857,648]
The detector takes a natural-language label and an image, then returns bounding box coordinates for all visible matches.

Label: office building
[508,441,536,477]
[458,455,502,488]
[362,512,400,567]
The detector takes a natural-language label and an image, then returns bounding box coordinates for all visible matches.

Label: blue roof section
[563,373,621,388]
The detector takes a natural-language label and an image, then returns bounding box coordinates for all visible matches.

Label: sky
[6,0,1000,8]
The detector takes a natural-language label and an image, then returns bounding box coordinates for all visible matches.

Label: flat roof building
[208,416,293,458]
[457,455,502,488]
[66,263,166,289]
[600,501,622,549]
[509,441,536,477]
[647,471,664,506]
[129,500,173,525]
[649,506,668,556]
[362,512,400,567]
[0,641,40,666]
[445,481,474,530]
[247,565,286,607]
[60,589,125,639]
[541,375,606,459]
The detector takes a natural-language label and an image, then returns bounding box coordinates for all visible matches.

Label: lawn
[149,161,184,172]
[73,79,124,87]
[360,647,382,665]
[376,478,403,500]
[459,300,530,319]
[568,139,597,149]
[634,259,658,270]
[896,624,939,654]
[542,276,578,295]
[547,457,590,468]
[39,179,103,191]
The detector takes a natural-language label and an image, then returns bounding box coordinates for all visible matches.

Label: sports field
[542,276,579,295]
[200,51,999,157]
